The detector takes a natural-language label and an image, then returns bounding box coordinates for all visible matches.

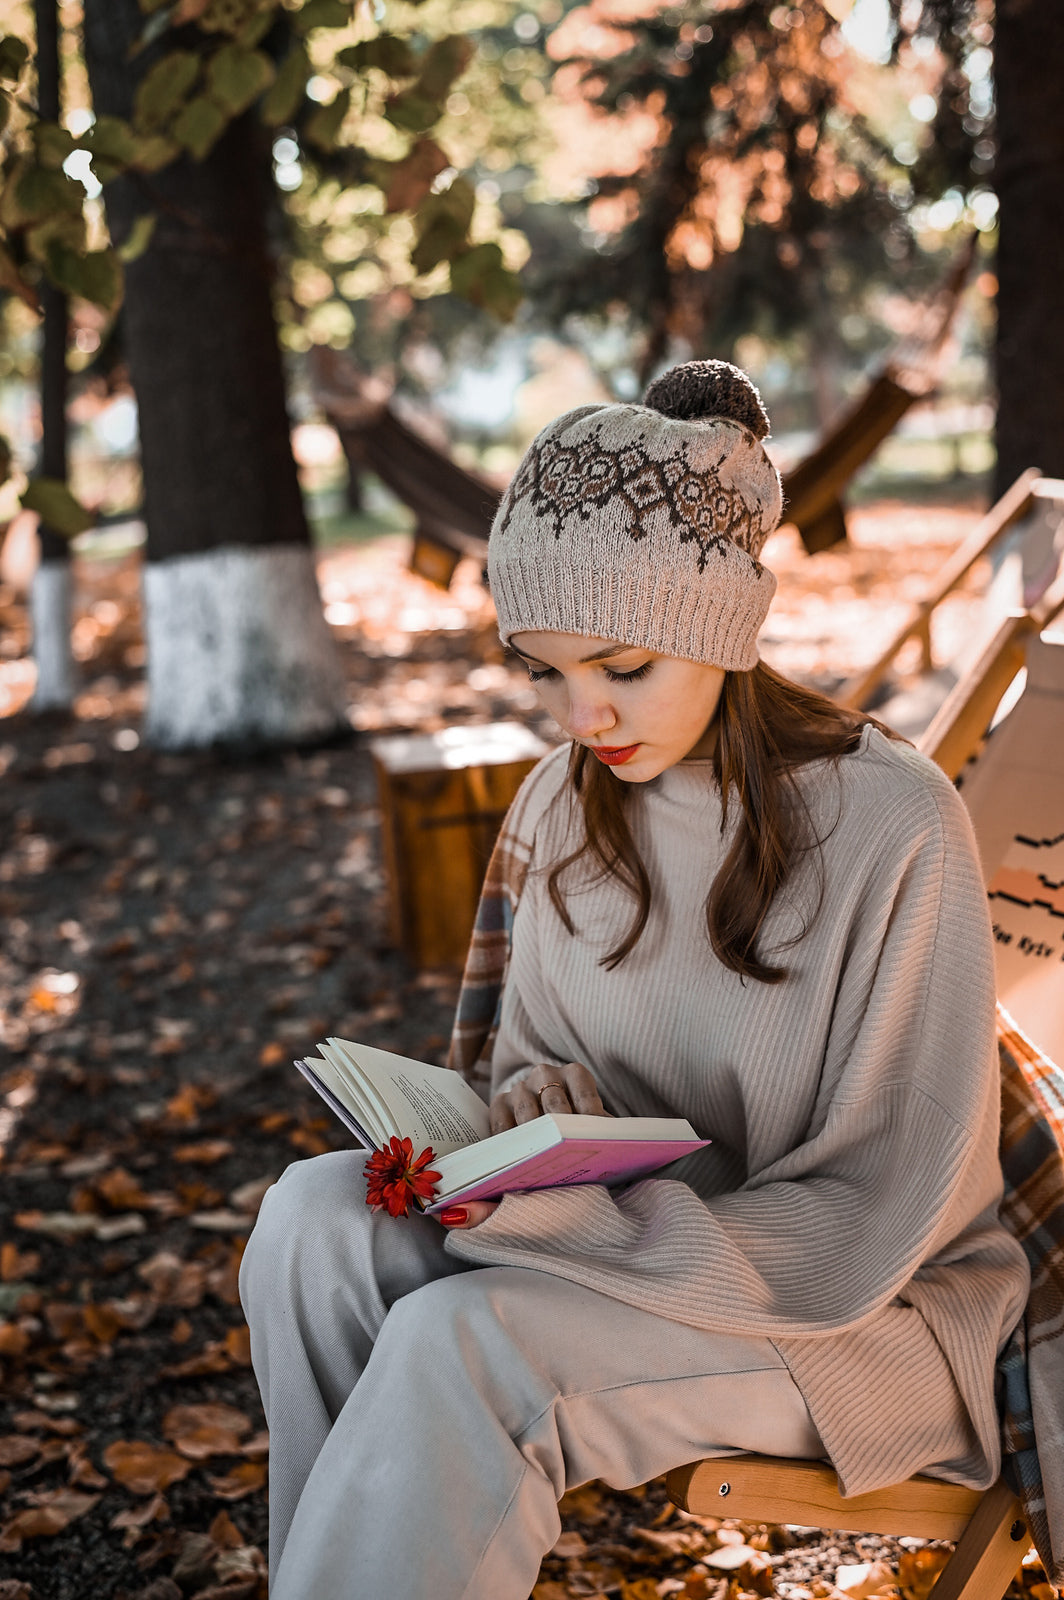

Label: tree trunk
[30,0,75,711]
[992,0,1064,498]
[82,0,348,749]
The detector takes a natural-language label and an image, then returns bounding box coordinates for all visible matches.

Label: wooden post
[371,723,549,970]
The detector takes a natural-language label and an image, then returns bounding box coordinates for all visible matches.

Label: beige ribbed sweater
[445,729,1030,1496]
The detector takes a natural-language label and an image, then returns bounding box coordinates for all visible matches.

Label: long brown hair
[546,661,901,983]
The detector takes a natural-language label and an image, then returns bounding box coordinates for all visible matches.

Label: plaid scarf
[449,806,1064,1584]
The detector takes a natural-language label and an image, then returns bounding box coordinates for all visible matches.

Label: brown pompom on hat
[488,359,782,670]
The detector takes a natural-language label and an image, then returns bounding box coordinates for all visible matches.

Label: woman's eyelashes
[525,662,654,684]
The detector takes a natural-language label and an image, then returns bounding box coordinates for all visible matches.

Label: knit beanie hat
[488,360,782,671]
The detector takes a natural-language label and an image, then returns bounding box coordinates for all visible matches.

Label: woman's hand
[439,1063,608,1232]
[489,1061,608,1133]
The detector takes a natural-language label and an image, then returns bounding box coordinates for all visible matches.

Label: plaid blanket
[449,800,1064,1584]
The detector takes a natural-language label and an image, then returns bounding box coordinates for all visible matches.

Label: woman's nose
[566,690,616,739]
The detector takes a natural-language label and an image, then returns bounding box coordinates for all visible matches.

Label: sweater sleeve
[444,763,1006,1339]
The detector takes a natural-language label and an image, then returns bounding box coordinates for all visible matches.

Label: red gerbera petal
[364,1136,441,1217]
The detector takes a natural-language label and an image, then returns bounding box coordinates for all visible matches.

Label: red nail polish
[439,1208,468,1227]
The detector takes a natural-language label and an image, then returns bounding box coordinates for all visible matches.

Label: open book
[296,1038,710,1214]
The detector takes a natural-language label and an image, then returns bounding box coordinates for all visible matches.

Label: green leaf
[119,213,156,262]
[206,43,274,115]
[127,132,181,173]
[409,179,475,275]
[448,240,501,295]
[0,35,29,83]
[449,243,522,320]
[383,87,440,134]
[84,114,137,165]
[21,478,96,537]
[336,35,416,77]
[417,36,473,101]
[304,87,350,152]
[410,212,466,275]
[292,0,351,34]
[33,121,78,171]
[171,95,228,160]
[133,50,201,132]
[234,9,274,49]
[43,242,123,310]
[0,164,83,230]
[26,209,86,264]
[260,44,309,125]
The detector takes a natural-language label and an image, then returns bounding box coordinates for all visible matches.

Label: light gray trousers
[239,1151,825,1600]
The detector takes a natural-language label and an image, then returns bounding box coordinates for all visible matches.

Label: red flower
[364,1136,441,1218]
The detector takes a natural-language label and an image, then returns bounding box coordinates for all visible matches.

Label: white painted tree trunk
[142,543,349,749]
[30,561,75,710]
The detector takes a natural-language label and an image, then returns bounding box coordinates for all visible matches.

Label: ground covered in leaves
[0,507,1050,1600]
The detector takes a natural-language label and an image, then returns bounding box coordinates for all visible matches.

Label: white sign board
[957,631,1064,1063]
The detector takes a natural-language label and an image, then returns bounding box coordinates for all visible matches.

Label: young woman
[240,361,1029,1600]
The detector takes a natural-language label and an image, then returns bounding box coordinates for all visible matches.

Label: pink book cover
[421,1132,710,1213]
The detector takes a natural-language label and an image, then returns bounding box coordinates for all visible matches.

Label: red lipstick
[592,744,641,765]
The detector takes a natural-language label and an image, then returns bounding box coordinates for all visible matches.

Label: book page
[327,1039,491,1156]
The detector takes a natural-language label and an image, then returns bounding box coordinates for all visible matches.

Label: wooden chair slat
[665,1456,985,1540]
[927,1479,1028,1600]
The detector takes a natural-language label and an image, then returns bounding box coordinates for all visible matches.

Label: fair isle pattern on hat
[498,418,768,574]
[488,363,783,672]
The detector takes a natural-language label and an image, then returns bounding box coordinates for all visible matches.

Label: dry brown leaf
[163,1402,252,1460]
[0,1437,39,1467]
[44,1303,83,1340]
[551,1529,588,1557]
[82,1302,123,1343]
[161,1341,233,1378]
[620,1582,662,1600]
[705,1545,764,1571]
[208,1508,245,1548]
[205,1460,267,1501]
[136,1249,208,1307]
[242,1430,269,1460]
[67,1443,109,1489]
[0,1488,100,1551]
[835,1561,897,1600]
[229,1175,276,1215]
[0,1243,39,1280]
[103,1439,193,1495]
[174,1139,234,1164]
[12,1409,80,1436]
[897,1548,951,1600]
[164,1083,217,1125]
[0,1323,30,1357]
[110,1492,170,1531]
[95,1167,153,1210]
[225,1324,253,1365]
[557,1483,611,1525]
[532,1585,573,1600]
